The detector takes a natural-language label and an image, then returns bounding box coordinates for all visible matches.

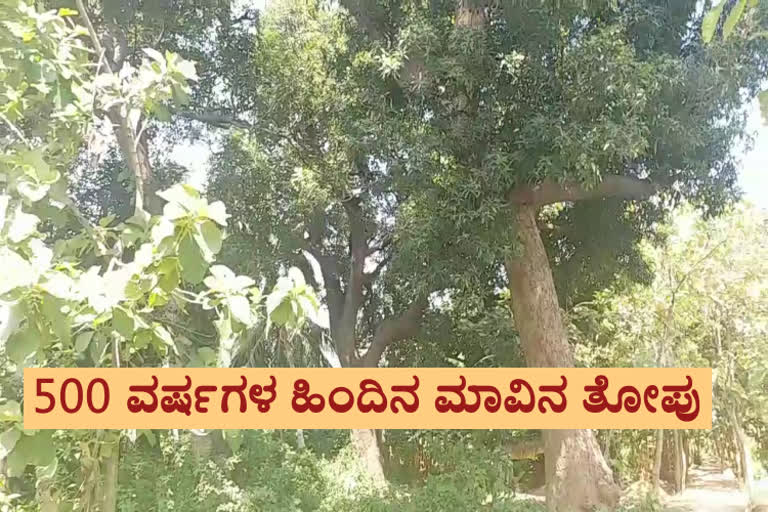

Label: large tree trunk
[504,204,619,511]
[350,428,387,485]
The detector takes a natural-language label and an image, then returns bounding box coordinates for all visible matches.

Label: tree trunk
[504,204,619,511]
[673,429,684,493]
[730,406,753,498]
[350,428,387,486]
[297,429,306,450]
[652,429,664,492]
[101,438,119,512]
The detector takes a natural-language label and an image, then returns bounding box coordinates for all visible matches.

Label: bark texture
[101,440,119,512]
[652,429,664,491]
[504,204,619,511]
[730,406,754,497]
[351,428,387,485]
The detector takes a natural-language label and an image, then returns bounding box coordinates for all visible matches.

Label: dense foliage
[0,0,766,511]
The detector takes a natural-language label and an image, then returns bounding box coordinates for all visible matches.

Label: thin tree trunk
[682,432,689,486]
[673,429,684,493]
[504,204,619,511]
[652,429,664,492]
[297,429,306,450]
[101,442,119,512]
[730,406,753,498]
[100,338,121,512]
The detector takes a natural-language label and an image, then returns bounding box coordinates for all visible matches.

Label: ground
[664,463,748,512]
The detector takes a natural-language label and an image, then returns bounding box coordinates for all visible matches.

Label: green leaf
[90,334,108,364]
[205,201,229,226]
[125,209,151,230]
[74,331,94,352]
[152,324,175,350]
[36,456,58,481]
[41,296,71,346]
[702,0,726,43]
[0,401,22,423]
[112,306,135,339]
[7,325,40,365]
[199,220,222,255]
[197,347,217,365]
[157,184,201,213]
[0,248,34,296]
[142,48,166,65]
[58,7,78,16]
[179,235,208,284]
[19,150,57,184]
[269,299,293,326]
[40,273,74,299]
[287,267,306,287]
[133,329,152,350]
[9,430,55,474]
[8,206,39,243]
[171,84,190,106]
[0,429,21,458]
[6,449,26,478]
[723,0,747,40]
[17,181,49,202]
[214,314,232,341]
[227,295,253,326]
[174,59,198,81]
[157,258,180,293]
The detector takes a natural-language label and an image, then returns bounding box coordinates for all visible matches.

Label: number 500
[35,378,110,414]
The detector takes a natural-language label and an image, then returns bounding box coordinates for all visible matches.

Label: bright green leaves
[201,265,258,329]
[7,205,38,244]
[74,331,93,353]
[8,149,61,203]
[178,233,208,284]
[158,184,230,227]
[0,247,34,297]
[188,346,218,367]
[6,324,40,365]
[199,220,223,255]
[702,0,756,42]
[94,48,198,127]
[6,430,54,477]
[0,428,21,459]
[266,267,319,329]
[0,402,22,423]
[702,1,727,43]
[0,398,53,478]
[156,184,229,284]
[204,265,255,295]
[112,306,135,339]
[723,0,748,40]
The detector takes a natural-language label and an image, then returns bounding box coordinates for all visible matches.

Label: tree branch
[362,297,429,367]
[176,110,253,130]
[342,197,368,313]
[508,176,658,207]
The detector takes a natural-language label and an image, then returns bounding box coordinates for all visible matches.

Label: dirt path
[664,463,747,512]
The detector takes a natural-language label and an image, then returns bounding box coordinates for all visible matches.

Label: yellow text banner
[23,367,711,429]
